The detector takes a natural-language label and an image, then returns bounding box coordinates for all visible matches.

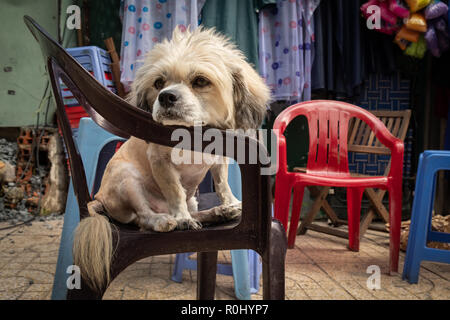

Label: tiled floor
[0,219,448,300]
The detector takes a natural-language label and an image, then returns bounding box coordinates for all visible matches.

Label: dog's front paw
[176,218,202,231]
[215,203,242,222]
[151,214,178,232]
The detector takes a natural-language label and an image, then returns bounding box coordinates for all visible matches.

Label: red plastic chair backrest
[273,100,400,177]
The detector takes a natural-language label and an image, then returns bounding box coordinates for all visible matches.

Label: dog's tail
[72,199,113,292]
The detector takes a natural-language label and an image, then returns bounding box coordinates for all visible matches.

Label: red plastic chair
[273,100,405,273]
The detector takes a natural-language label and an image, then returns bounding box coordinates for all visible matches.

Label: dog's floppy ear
[232,67,270,130]
[136,90,152,113]
[127,80,153,113]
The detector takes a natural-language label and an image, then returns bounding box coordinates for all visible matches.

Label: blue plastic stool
[402,150,450,284]
[171,160,262,300]
[60,47,116,107]
[51,118,125,299]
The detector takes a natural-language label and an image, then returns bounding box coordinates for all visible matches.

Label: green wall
[0,0,77,127]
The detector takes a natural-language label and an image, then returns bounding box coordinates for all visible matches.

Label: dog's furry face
[129,27,270,130]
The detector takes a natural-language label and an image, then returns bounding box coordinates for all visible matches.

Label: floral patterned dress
[259,0,321,102]
[120,0,205,90]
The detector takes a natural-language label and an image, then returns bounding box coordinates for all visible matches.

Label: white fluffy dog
[73,26,270,291]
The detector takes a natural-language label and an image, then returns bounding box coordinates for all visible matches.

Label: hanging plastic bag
[405,0,431,13]
[379,20,401,35]
[396,25,420,42]
[380,0,400,25]
[361,0,400,34]
[438,31,450,52]
[395,35,410,50]
[424,1,448,20]
[435,18,450,37]
[361,0,398,25]
[389,0,410,18]
[361,0,378,18]
[394,25,420,50]
[426,16,450,57]
[406,13,427,32]
[425,26,441,56]
[405,35,427,58]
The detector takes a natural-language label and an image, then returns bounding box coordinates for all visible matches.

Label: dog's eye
[154,78,165,90]
[192,76,210,88]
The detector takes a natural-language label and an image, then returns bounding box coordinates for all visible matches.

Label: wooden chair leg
[359,210,376,239]
[321,200,342,226]
[297,186,330,235]
[196,251,218,300]
[365,188,389,223]
[262,220,287,300]
[360,188,389,239]
[309,186,341,226]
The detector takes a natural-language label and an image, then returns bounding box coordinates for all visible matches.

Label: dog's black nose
[158,91,178,108]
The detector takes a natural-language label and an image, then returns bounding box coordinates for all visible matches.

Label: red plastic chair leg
[388,186,403,274]
[274,180,292,232]
[287,185,305,248]
[347,188,364,252]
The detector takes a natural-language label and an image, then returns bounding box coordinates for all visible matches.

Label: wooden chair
[295,110,411,241]
[24,15,287,300]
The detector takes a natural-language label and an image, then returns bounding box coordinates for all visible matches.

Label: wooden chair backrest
[348,110,411,155]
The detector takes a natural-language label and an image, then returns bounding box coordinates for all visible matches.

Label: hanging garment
[258,0,321,102]
[200,0,274,70]
[87,0,123,52]
[311,0,365,98]
[120,0,205,90]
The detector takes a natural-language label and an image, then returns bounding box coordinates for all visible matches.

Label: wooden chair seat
[293,166,387,178]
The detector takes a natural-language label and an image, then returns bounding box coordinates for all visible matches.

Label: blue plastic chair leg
[172,252,234,278]
[172,250,261,299]
[231,250,251,300]
[51,118,124,299]
[249,249,262,294]
[231,249,263,297]
[171,159,262,300]
[171,253,198,283]
[227,160,254,300]
[402,153,427,283]
[402,151,450,284]
[51,182,79,300]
